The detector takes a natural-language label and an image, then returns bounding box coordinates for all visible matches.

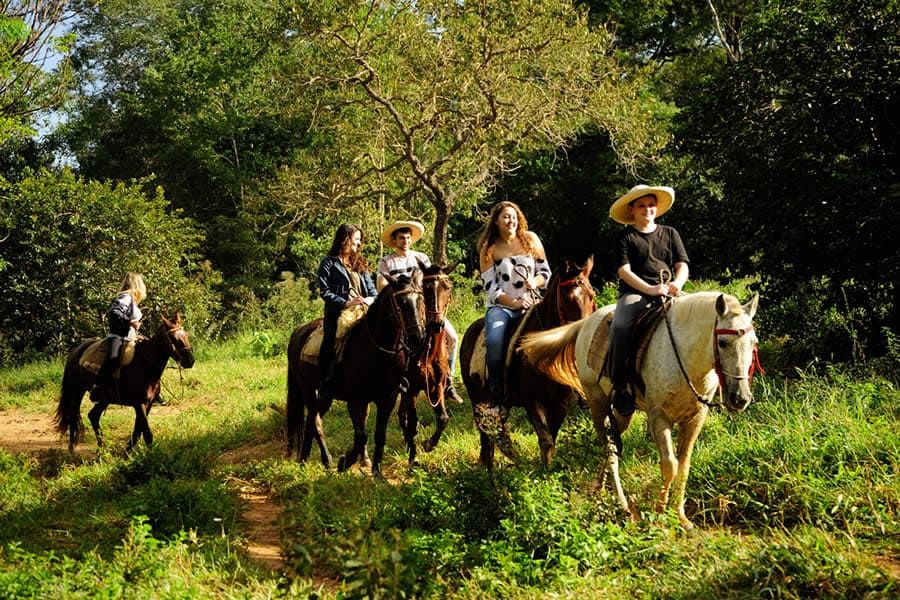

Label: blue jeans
[485,306,524,396]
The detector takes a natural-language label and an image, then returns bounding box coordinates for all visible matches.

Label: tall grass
[1,329,897,598]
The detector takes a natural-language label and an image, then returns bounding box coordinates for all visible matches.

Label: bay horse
[519,292,760,529]
[285,273,426,476]
[54,315,195,452]
[460,257,596,470]
[397,262,457,465]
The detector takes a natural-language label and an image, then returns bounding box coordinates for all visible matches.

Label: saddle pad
[587,312,615,374]
[79,338,137,375]
[299,304,368,366]
[466,305,536,387]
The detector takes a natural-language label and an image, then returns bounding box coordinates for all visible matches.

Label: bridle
[713,324,764,390]
[365,282,425,356]
[556,275,595,325]
[165,325,190,364]
[663,299,763,409]
[422,272,452,326]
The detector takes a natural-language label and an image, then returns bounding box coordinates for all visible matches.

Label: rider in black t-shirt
[608,185,690,416]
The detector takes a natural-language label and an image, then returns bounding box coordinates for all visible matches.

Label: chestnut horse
[397,263,457,466]
[285,273,426,476]
[54,315,195,452]
[460,257,596,470]
[520,292,760,528]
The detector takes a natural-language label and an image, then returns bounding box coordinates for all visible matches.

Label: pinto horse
[397,262,457,465]
[285,273,426,476]
[54,315,195,452]
[520,292,760,528]
[460,257,596,470]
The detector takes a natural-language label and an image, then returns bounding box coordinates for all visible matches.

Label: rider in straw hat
[608,185,690,417]
[377,220,463,404]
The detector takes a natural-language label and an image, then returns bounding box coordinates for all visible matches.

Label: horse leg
[397,393,419,467]
[337,402,368,473]
[300,402,317,463]
[647,409,678,517]
[671,410,707,530]
[423,397,449,453]
[313,413,333,468]
[127,403,150,452]
[87,402,108,448]
[526,403,556,466]
[141,402,154,447]
[478,431,496,472]
[371,397,395,478]
[588,392,639,522]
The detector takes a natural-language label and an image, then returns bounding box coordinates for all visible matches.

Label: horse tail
[286,321,319,458]
[519,319,586,398]
[54,346,88,446]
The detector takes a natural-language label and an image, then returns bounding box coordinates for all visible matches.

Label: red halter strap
[713,324,764,389]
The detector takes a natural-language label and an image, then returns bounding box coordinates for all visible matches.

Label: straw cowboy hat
[609,185,675,225]
[381,220,425,248]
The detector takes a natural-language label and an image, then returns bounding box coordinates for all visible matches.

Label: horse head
[161,314,195,369]
[379,271,426,354]
[713,293,760,412]
[419,259,456,329]
[553,255,596,324]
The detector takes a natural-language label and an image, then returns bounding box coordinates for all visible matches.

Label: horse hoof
[337,456,347,472]
[422,439,436,453]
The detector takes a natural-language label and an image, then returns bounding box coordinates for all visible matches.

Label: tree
[1,0,73,140]
[675,0,900,360]
[280,0,662,263]
[0,168,218,363]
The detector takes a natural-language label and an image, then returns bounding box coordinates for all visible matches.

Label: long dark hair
[327,223,369,272]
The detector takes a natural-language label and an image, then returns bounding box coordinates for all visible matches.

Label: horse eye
[717,339,728,349]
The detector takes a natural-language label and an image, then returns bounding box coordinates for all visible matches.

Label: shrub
[0,169,220,364]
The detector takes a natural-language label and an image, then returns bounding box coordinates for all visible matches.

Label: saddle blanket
[300,304,368,365]
[79,337,137,375]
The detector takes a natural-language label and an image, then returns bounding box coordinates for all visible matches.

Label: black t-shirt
[616,225,690,294]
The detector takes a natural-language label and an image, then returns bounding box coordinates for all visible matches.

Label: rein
[662,300,721,408]
[162,325,189,402]
[364,285,424,357]
[663,300,763,409]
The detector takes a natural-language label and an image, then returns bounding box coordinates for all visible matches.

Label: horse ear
[715,294,727,317]
[382,272,397,285]
[416,258,428,272]
[563,257,573,271]
[743,293,760,319]
[581,255,594,275]
[443,261,459,275]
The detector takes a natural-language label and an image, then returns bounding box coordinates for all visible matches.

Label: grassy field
[0,332,898,598]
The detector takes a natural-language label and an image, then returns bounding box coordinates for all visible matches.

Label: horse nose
[182,352,196,369]
[726,390,752,412]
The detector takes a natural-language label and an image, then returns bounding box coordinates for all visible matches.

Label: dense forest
[1,0,898,369]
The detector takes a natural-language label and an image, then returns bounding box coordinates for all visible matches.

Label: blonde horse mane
[518,319,587,398]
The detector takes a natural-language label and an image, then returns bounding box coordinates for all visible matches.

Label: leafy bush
[0,169,220,364]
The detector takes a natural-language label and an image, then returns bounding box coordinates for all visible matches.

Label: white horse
[519,292,760,529]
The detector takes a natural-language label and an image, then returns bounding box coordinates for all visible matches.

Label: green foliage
[673,0,900,363]
[0,168,219,363]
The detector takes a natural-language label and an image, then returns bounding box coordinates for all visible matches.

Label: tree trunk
[429,190,451,265]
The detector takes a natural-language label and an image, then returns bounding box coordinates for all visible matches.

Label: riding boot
[445,384,464,404]
[318,361,340,406]
[91,358,115,403]
[611,384,635,417]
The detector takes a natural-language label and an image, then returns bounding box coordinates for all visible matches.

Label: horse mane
[667,291,742,329]
[518,319,587,398]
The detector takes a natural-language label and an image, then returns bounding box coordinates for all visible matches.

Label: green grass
[1,330,898,598]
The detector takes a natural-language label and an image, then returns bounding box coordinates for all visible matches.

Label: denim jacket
[317,255,376,316]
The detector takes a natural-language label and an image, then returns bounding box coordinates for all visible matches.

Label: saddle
[300,304,368,365]
[466,304,537,391]
[79,337,138,376]
[588,301,668,395]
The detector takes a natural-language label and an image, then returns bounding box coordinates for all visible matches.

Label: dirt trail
[0,407,286,570]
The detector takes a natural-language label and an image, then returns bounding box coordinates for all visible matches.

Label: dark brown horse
[285,273,426,476]
[460,257,596,470]
[54,315,195,452]
[397,262,457,465]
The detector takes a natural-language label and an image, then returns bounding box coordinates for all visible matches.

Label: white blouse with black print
[480,254,551,309]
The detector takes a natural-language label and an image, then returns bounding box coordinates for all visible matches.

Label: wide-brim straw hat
[381,220,425,248]
[609,185,675,225]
